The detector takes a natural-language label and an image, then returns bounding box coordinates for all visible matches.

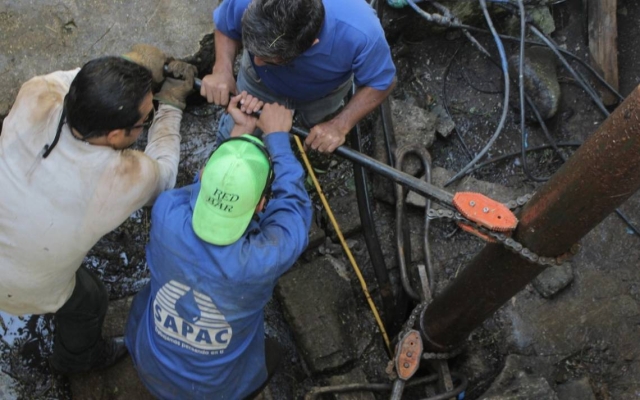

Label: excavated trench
[2,1,640,399]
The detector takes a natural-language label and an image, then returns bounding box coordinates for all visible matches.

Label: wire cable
[516,0,546,182]
[445,0,510,186]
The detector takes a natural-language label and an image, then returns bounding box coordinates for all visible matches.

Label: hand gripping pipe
[419,84,640,352]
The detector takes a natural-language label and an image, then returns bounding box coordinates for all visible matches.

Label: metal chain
[391,193,550,365]
[393,301,465,361]
[422,346,465,360]
[428,192,578,268]
[396,301,429,344]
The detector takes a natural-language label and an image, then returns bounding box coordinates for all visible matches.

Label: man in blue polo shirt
[201,0,396,153]
[125,94,312,399]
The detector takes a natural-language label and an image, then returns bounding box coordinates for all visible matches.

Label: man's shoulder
[324,0,380,29]
[147,184,199,232]
[11,70,79,121]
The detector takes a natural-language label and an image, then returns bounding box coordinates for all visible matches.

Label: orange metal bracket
[395,330,423,380]
[452,192,519,242]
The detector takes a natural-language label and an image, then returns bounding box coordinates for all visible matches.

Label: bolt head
[469,201,476,206]
[483,207,489,213]
[403,362,410,368]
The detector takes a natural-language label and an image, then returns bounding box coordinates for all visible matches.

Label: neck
[71,127,109,146]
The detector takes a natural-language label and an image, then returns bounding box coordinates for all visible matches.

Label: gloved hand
[122,44,168,83]
[154,60,198,110]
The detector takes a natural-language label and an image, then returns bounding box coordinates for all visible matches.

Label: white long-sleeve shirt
[0,69,182,315]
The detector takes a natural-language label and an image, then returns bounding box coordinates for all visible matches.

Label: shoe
[90,336,128,371]
[49,336,128,374]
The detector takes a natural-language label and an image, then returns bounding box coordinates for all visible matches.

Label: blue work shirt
[125,132,312,399]
[214,0,396,101]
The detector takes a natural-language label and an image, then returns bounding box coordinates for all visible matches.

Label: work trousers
[243,337,283,400]
[216,50,353,146]
[50,266,108,372]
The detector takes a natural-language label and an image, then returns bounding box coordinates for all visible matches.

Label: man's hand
[305,120,349,153]
[257,103,293,136]
[154,60,197,110]
[122,44,169,83]
[228,91,264,137]
[200,68,237,106]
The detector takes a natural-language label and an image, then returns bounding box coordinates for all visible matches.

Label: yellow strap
[293,135,391,354]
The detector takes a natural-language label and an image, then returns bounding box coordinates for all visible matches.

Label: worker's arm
[305,81,396,153]
[304,25,397,154]
[235,104,312,281]
[200,30,241,106]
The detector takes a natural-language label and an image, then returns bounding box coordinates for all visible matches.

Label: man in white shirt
[0,47,196,373]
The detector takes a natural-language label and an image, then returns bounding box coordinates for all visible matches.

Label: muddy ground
[2,0,640,399]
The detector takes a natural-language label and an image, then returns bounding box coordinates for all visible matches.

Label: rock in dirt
[556,377,596,400]
[532,263,574,298]
[480,375,559,400]
[69,357,153,400]
[276,257,365,373]
[373,97,437,176]
[325,188,362,241]
[508,47,561,120]
[479,355,559,399]
[432,104,456,138]
[505,5,556,36]
[372,98,437,204]
[327,368,376,400]
[306,216,326,252]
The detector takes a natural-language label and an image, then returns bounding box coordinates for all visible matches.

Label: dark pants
[243,338,283,400]
[50,266,108,372]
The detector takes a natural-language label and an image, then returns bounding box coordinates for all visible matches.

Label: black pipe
[348,95,397,331]
[291,127,455,206]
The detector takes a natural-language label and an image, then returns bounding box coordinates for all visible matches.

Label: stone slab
[480,355,559,400]
[327,368,376,400]
[69,356,154,400]
[556,377,596,400]
[532,263,574,299]
[276,257,361,373]
[326,189,362,241]
[0,0,218,118]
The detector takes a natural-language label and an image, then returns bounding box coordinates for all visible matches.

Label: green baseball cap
[193,135,271,245]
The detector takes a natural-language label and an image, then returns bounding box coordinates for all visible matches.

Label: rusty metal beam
[420,85,640,351]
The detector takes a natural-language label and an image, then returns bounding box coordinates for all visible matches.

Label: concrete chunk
[276,257,361,373]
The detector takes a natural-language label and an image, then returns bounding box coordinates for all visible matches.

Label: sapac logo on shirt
[153,280,232,355]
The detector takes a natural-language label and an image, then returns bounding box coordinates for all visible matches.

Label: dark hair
[242,0,325,64]
[65,56,153,139]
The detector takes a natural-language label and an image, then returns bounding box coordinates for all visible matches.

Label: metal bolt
[469,201,476,207]
[407,351,413,357]
[404,362,410,368]
[483,207,489,213]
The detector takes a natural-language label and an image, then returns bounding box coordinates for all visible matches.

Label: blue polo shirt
[214,0,396,102]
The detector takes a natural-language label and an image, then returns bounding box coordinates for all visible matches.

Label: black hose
[465,142,581,174]
[348,87,399,333]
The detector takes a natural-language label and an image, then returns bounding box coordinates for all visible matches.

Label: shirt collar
[301,15,334,57]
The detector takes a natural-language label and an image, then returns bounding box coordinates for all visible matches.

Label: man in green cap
[125,93,312,399]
